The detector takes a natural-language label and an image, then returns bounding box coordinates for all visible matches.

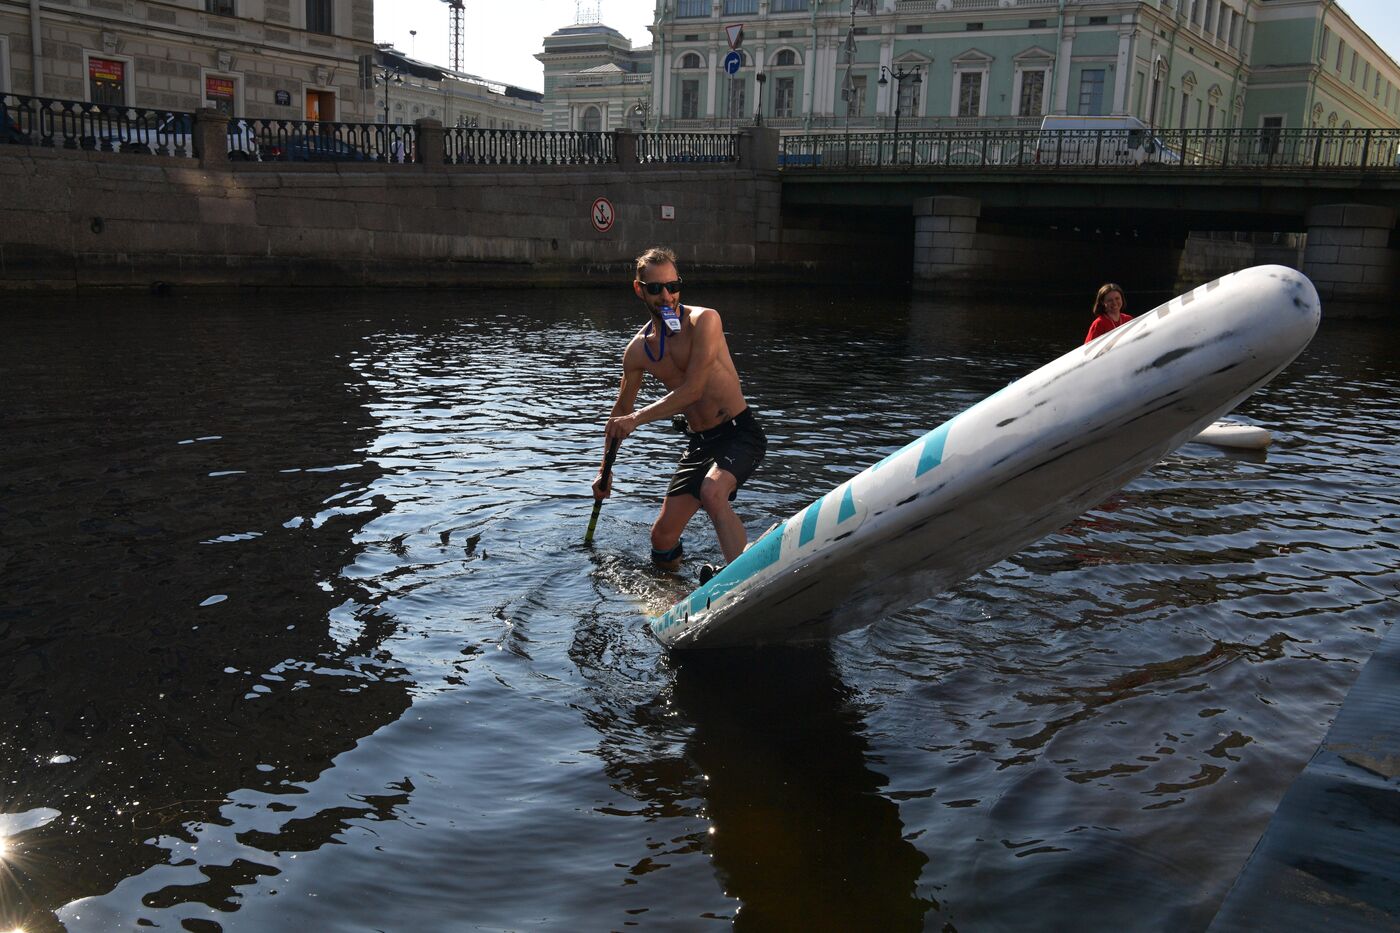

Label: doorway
[305,89,336,122]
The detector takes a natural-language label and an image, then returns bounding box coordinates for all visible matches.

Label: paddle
[584,436,621,545]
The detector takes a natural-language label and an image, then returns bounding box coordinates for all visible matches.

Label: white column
[802,43,815,116]
[1112,29,1132,113]
[1053,30,1074,113]
[706,46,718,117]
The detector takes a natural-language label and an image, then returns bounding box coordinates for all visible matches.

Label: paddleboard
[1191,419,1273,450]
[648,265,1320,649]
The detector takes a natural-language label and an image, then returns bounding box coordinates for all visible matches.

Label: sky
[371,0,1400,93]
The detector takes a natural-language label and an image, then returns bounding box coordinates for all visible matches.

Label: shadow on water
[574,626,935,930]
[0,300,412,930]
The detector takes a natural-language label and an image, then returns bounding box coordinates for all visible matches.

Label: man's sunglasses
[639,279,683,295]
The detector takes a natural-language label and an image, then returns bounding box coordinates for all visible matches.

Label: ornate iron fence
[634,132,739,163]
[445,128,615,165]
[2,94,197,156]
[779,127,1400,171]
[248,119,416,164]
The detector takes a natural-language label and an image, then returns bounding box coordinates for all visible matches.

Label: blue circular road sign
[724,50,742,75]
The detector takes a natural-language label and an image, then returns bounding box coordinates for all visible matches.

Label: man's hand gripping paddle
[584,437,621,546]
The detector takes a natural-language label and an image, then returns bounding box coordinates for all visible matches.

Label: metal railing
[779,127,1400,171]
[446,127,615,165]
[249,119,416,164]
[2,94,198,156]
[635,132,739,163]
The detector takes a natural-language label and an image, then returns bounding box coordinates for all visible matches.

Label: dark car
[262,134,369,162]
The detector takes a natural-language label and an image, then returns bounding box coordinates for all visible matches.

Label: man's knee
[650,537,683,571]
[698,477,735,514]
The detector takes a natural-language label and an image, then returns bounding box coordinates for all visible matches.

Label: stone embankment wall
[0,123,804,290]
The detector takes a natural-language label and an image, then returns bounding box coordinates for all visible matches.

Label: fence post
[194,108,231,168]
[739,125,779,171]
[614,128,638,167]
[414,118,445,166]
[1360,128,1372,168]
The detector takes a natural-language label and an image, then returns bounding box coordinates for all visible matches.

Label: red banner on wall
[206,77,236,100]
[89,58,125,82]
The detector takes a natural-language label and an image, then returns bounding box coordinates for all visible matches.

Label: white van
[1036,114,1179,165]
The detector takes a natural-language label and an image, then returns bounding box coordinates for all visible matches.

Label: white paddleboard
[1192,419,1273,450]
[649,265,1320,649]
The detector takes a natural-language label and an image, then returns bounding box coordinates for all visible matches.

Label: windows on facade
[846,74,867,116]
[726,81,747,119]
[774,77,794,117]
[205,74,237,114]
[680,52,703,69]
[581,106,602,131]
[957,71,982,117]
[1336,39,1345,71]
[306,0,332,35]
[680,79,700,119]
[88,56,128,105]
[0,36,9,93]
[723,0,757,14]
[205,0,234,15]
[1017,69,1045,116]
[1179,90,1190,127]
[1078,69,1105,115]
[774,49,797,67]
[771,0,808,11]
[676,0,708,18]
[1259,115,1282,155]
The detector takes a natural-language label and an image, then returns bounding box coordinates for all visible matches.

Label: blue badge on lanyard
[659,305,682,335]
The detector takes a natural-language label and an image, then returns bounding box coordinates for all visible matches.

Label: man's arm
[593,357,644,499]
[606,309,723,441]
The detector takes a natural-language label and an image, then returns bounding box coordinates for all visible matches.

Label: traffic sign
[591,197,614,233]
[725,23,744,49]
[724,50,742,76]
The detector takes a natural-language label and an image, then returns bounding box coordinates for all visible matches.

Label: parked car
[261,134,369,162]
[90,113,261,160]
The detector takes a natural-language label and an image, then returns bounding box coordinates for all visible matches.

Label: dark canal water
[2,285,1397,932]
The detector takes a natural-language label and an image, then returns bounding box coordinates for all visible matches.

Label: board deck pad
[649,266,1321,649]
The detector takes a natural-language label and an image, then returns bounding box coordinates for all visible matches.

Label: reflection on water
[1,287,1397,931]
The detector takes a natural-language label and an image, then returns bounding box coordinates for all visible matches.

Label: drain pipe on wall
[29,0,44,96]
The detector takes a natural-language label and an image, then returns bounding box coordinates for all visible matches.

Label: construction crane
[442,0,464,72]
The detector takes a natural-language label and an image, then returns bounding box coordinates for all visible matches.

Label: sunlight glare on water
[1,285,1397,932]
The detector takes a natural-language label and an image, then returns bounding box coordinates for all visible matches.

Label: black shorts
[666,408,767,501]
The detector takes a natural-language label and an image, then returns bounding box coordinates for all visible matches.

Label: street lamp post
[375,64,405,127]
[374,64,405,163]
[878,63,922,165]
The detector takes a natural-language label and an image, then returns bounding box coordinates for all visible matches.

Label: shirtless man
[592,247,767,573]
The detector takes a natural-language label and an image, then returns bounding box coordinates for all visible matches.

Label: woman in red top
[1084,283,1131,344]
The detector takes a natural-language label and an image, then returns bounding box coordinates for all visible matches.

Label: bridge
[774,127,1400,309]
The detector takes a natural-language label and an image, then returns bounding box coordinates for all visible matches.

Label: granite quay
[2,104,1398,311]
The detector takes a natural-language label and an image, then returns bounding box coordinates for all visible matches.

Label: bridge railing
[779,127,1400,171]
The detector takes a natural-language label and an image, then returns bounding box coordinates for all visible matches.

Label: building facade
[612,0,1400,134]
[0,0,374,120]
[536,21,652,131]
[373,46,543,130]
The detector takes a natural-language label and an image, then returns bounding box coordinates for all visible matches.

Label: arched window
[774,49,797,67]
[582,105,602,131]
[681,52,703,69]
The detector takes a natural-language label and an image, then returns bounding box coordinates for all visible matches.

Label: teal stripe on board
[798,497,824,547]
[916,421,952,477]
[838,486,856,523]
[687,520,786,614]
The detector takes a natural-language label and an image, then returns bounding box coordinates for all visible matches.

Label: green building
[547,0,1397,134]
